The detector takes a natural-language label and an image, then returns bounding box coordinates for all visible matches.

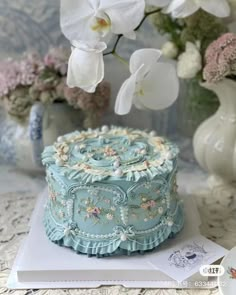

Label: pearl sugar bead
[120,233,127,241]
[74,144,80,152]
[101,125,109,133]
[150,130,157,137]
[57,136,64,143]
[114,168,123,177]
[113,159,120,169]
[167,219,174,227]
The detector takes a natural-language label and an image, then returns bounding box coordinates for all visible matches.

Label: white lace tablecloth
[1,162,236,295]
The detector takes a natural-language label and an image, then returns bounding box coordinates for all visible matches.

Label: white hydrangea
[177,42,202,79]
[161,41,178,59]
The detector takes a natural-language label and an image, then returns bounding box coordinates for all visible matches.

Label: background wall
[0,0,178,136]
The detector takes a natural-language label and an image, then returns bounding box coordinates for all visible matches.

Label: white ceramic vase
[193,78,236,185]
[0,102,84,172]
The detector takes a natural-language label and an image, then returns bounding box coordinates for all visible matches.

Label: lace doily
[1,167,236,294]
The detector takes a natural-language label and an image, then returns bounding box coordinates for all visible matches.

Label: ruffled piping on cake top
[42,145,177,184]
[44,201,184,255]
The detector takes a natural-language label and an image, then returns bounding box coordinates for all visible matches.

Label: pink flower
[92,207,101,215]
[86,206,101,218]
[64,81,110,114]
[203,33,236,83]
[0,53,43,98]
[44,47,69,75]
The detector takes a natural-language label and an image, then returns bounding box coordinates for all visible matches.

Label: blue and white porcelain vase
[0,102,84,172]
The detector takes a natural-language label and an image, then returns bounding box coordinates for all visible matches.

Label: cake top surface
[42,126,178,183]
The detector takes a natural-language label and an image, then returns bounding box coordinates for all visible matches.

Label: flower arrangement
[59,0,235,117]
[151,1,233,80]
[203,32,236,83]
[0,48,110,127]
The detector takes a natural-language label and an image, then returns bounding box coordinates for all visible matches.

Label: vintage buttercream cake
[42,126,184,257]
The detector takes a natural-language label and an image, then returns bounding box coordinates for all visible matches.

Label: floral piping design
[127,178,170,223]
[47,174,68,221]
[130,194,166,222]
[42,127,179,183]
[78,196,120,225]
[113,225,135,241]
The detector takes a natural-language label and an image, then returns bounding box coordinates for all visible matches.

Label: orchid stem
[103,34,122,56]
[103,8,161,57]
[135,8,161,31]
[112,52,129,66]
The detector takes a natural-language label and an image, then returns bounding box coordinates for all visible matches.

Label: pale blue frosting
[42,126,184,256]
[42,126,179,184]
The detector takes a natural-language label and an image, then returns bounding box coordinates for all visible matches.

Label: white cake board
[7,189,217,289]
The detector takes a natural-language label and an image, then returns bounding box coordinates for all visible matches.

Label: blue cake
[42,126,184,257]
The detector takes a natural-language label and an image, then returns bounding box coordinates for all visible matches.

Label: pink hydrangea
[64,81,110,115]
[44,47,69,75]
[0,54,43,98]
[203,33,236,83]
[0,48,110,126]
[0,60,19,97]
[19,53,43,86]
[0,71,9,97]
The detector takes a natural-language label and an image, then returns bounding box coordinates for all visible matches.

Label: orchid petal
[130,48,162,74]
[123,31,137,40]
[165,0,198,18]
[101,0,145,35]
[67,41,106,93]
[61,0,145,44]
[133,97,149,110]
[136,62,179,110]
[199,0,230,18]
[115,65,144,115]
[60,0,98,41]
[146,0,171,7]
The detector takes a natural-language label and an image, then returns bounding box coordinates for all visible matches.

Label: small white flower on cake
[115,49,179,115]
[106,213,114,220]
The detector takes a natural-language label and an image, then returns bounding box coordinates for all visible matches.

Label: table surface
[1,162,236,295]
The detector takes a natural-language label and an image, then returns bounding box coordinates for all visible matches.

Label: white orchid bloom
[67,41,107,93]
[165,0,230,18]
[146,0,171,7]
[115,49,179,115]
[60,0,145,43]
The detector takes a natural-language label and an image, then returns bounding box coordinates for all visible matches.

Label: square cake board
[7,189,217,289]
